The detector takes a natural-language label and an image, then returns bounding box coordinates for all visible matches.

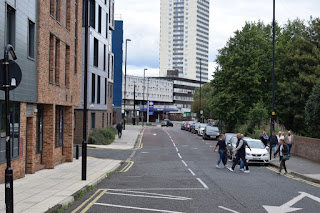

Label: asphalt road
[67,125,320,213]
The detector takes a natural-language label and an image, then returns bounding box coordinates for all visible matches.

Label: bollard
[76,145,79,160]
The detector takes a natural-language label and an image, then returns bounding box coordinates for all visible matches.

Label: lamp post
[143,68,147,126]
[199,58,202,123]
[133,83,136,125]
[82,0,89,181]
[124,39,131,130]
[270,0,276,160]
[4,44,17,213]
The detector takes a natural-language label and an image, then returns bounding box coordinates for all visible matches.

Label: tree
[191,83,213,119]
[305,80,320,138]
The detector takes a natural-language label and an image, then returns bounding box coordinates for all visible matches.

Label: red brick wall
[291,136,320,163]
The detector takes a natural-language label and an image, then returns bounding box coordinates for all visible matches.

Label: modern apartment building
[0,0,83,182]
[74,0,115,144]
[159,0,210,82]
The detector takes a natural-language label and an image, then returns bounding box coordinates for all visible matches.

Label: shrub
[88,127,117,145]
[305,80,320,138]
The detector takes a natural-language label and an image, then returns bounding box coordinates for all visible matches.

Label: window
[50,0,54,15]
[28,20,35,58]
[91,113,95,129]
[91,73,96,103]
[49,34,54,83]
[102,113,104,128]
[55,0,60,21]
[109,113,111,125]
[55,38,60,85]
[93,38,98,67]
[55,106,64,148]
[6,4,15,47]
[105,14,108,38]
[98,6,102,33]
[66,0,71,30]
[105,78,107,104]
[103,44,106,71]
[97,75,101,104]
[37,105,44,154]
[65,45,70,87]
[75,0,78,74]
[90,0,95,28]
[0,101,20,162]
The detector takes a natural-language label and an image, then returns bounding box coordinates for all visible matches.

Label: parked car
[197,123,208,136]
[227,136,252,160]
[185,121,191,131]
[161,119,173,127]
[203,126,220,140]
[245,139,270,165]
[181,121,186,130]
[189,122,196,132]
[225,133,237,159]
[192,122,200,134]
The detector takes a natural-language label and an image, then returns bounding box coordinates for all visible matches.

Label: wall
[291,136,320,163]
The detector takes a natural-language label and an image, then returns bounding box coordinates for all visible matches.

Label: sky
[115,0,320,80]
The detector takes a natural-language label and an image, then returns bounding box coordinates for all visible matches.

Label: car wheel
[264,163,270,166]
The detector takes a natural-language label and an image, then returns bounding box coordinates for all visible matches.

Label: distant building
[159,0,210,82]
[74,0,115,144]
[112,20,124,125]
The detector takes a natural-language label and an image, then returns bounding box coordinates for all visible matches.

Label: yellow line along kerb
[80,189,108,213]
[138,128,146,149]
[119,161,134,173]
[71,189,102,213]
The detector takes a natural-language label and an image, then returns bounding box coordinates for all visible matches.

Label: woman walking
[214,134,228,168]
[274,139,289,174]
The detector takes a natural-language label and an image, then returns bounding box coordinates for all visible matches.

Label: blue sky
[115,0,320,79]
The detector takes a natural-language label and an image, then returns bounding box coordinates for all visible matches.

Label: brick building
[74,0,115,144]
[0,0,82,182]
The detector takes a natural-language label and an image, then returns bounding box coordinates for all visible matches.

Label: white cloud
[115,0,320,79]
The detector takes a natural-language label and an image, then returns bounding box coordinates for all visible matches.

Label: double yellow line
[71,189,107,213]
[119,161,134,173]
[137,128,146,149]
[267,167,320,188]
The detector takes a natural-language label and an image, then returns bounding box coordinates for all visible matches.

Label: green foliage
[191,83,213,119]
[247,101,268,133]
[305,80,320,137]
[88,127,117,145]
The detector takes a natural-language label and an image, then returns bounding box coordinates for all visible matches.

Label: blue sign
[149,101,154,115]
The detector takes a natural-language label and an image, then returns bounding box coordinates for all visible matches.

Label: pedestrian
[286,131,293,157]
[228,133,250,173]
[274,138,289,174]
[260,131,269,147]
[214,134,228,168]
[277,131,282,142]
[116,122,123,138]
[239,134,252,171]
[269,131,278,158]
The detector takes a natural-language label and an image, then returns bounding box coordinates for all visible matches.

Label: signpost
[1,44,20,213]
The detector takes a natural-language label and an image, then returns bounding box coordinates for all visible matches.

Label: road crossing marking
[197,178,209,189]
[188,169,196,176]
[177,153,182,159]
[181,160,188,167]
[266,167,320,188]
[94,203,186,213]
[218,206,239,213]
[119,161,134,173]
[80,189,107,213]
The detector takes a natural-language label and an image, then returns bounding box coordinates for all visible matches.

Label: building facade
[0,0,83,182]
[159,0,210,82]
[112,20,123,125]
[74,0,115,144]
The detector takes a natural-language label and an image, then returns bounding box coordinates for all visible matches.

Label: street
[67,124,320,213]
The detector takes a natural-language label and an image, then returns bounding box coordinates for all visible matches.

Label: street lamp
[143,68,147,126]
[4,44,17,213]
[199,58,203,123]
[270,0,276,160]
[124,38,131,130]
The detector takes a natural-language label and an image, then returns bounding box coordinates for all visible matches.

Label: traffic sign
[0,59,22,91]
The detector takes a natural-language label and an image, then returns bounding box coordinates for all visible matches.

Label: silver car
[203,126,220,140]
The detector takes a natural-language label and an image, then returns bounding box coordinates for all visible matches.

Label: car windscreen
[206,126,219,131]
[200,124,207,128]
[246,140,265,149]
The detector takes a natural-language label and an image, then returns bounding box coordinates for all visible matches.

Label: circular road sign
[0,59,22,91]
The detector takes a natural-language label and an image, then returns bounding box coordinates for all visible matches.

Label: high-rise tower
[160,0,209,82]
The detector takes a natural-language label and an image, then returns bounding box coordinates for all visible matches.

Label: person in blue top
[214,134,228,168]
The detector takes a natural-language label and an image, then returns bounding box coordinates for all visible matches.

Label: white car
[245,139,270,165]
[197,124,207,136]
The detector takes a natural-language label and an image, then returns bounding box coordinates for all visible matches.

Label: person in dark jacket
[274,139,288,174]
[228,133,250,173]
[116,122,123,138]
[214,134,228,168]
[269,131,278,157]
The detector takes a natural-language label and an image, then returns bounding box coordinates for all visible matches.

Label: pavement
[270,155,320,183]
[0,125,143,213]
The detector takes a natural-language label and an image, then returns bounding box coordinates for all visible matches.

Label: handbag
[283,155,290,160]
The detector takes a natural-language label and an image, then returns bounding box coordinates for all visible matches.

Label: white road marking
[181,145,189,147]
[188,169,196,176]
[190,148,198,150]
[173,143,176,147]
[153,133,157,136]
[109,190,192,200]
[175,147,179,152]
[141,152,149,154]
[104,192,191,200]
[197,178,208,189]
[218,206,239,213]
[181,160,188,167]
[177,153,182,159]
[106,188,207,191]
[94,203,186,213]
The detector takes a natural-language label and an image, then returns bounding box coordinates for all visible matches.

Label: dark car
[161,119,173,127]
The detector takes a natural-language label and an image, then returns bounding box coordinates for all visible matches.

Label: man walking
[116,122,123,138]
[286,131,293,156]
[228,133,250,173]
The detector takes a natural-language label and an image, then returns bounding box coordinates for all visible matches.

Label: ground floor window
[37,105,44,153]
[91,113,95,129]
[0,101,20,162]
[55,106,64,148]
